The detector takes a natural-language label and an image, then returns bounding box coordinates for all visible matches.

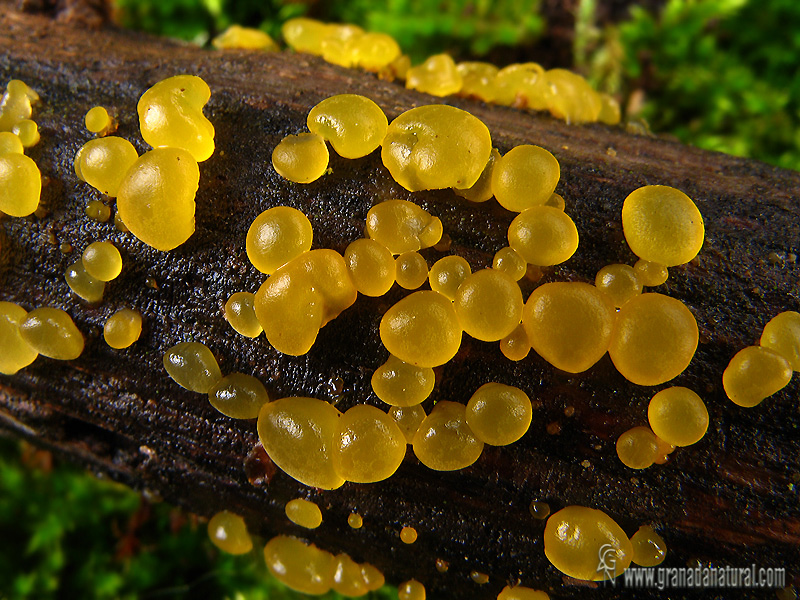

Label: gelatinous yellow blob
[598,93,622,126]
[372,354,435,407]
[0,80,39,132]
[508,206,578,266]
[491,63,549,109]
[282,18,333,54]
[347,512,363,529]
[722,345,793,408]
[471,571,489,584]
[332,404,406,483]
[406,54,463,97]
[454,147,500,203]
[224,292,262,338]
[412,401,484,471]
[523,282,616,373]
[19,307,84,360]
[457,61,498,102]
[529,501,551,520]
[345,238,396,296]
[285,498,323,529]
[84,106,115,135]
[381,105,492,191]
[615,426,659,469]
[492,145,560,212]
[320,24,364,67]
[380,291,462,368]
[65,260,105,303]
[12,119,39,147]
[653,435,676,465]
[212,24,278,50]
[272,132,329,184]
[633,259,669,287]
[207,510,253,555]
[209,372,269,419]
[398,579,426,600]
[103,308,142,349]
[465,382,532,446]
[500,323,531,361]
[545,192,566,211]
[498,585,550,600]
[254,249,357,356]
[630,525,667,567]
[137,74,215,162]
[257,397,345,490]
[647,387,708,446]
[82,241,122,282]
[429,256,472,301]
[493,247,527,281]
[331,553,371,596]
[544,505,632,580]
[0,131,23,154]
[263,535,335,595]
[0,301,38,374]
[595,264,642,308]
[162,341,222,393]
[366,199,442,254]
[354,32,401,71]
[307,94,388,159]
[395,251,428,290]
[117,148,199,251]
[0,152,41,217]
[400,526,418,544]
[760,311,800,371]
[454,269,523,342]
[609,293,698,386]
[545,68,602,124]
[622,185,704,266]
[85,200,111,222]
[246,206,313,275]
[389,405,427,443]
[74,137,139,197]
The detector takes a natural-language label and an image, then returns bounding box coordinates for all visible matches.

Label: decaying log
[1,7,799,599]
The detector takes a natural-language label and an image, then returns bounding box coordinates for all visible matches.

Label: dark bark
[1,7,799,599]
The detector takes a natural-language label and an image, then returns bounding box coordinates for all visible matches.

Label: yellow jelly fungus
[544,505,632,580]
[114,211,128,232]
[84,106,115,135]
[224,292,262,338]
[395,251,428,290]
[500,323,531,362]
[137,74,215,162]
[0,131,23,154]
[493,246,527,281]
[507,206,579,266]
[491,63,550,109]
[0,152,41,217]
[722,345,793,408]
[212,24,278,50]
[389,405,427,443]
[0,80,39,132]
[254,249,357,356]
[320,24,364,67]
[285,498,323,529]
[760,311,800,371]
[82,241,122,281]
[359,562,386,592]
[529,501,551,520]
[366,199,443,254]
[65,260,105,303]
[371,354,435,407]
[263,535,335,595]
[653,435,676,464]
[498,585,551,600]
[348,513,363,529]
[12,119,39,147]
[257,396,345,490]
[615,426,659,469]
[332,404,406,483]
[345,238,396,296]
[85,200,111,223]
[282,18,332,54]
[465,382,532,446]
[0,301,38,374]
[307,94,388,159]
[454,269,523,342]
[103,308,143,349]
[545,68,602,124]
[272,132,329,184]
[162,341,222,394]
[331,553,370,596]
[246,206,314,275]
[19,307,84,360]
[208,372,269,419]
[117,147,199,251]
[545,192,566,211]
[75,137,139,197]
[492,145,560,212]
[354,32,401,71]
[647,387,709,446]
[207,510,253,555]
[380,291,462,368]
[630,525,667,567]
[429,255,472,301]
[595,264,643,308]
[455,147,500,203]
[400,526,418,544]
[633,259,669,287]
[381,105,492,191]
[457,61,498,102]
[471,571,489,584]
[412,400,484,471]
[406,53,463,97]
[398,579,426,600]
[523,282,616,373]
[435,558,449,573]
[598,93,622,126]
[609,293,699,386]
[622,185,704,266]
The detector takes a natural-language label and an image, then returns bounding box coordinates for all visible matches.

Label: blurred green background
[2,1,798,599]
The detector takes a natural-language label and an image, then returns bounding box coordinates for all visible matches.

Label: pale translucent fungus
[722,346,793,408]
[455,147,500,203]
[633,259,669,287]
[609,293,698,386]
[508,206,579,266]
[162,341,222,393]
[622,185,704,266]
[595,264,642,308]
[493,246,527,281]
[272,132,329,184]
[381,105,492,191]
[398,579,426,600]
[400,526,418,544]
[412,401,484,471]
[630,525,667,567]
[85,200,111,223]
[760,311,800,371]
[263,536,335,595]
[84,106,114,135]
[285,498,323,529]
[429,256,472,301]
[456,61,498,102]
[0,152,41,217]
[12,119,39,147]
[465,382,532,446]
[492,145,560,212]
[103,308,142,349]
[307,94,388,159]
[454,269,523,342]
[332,404,406,483]
[75,137,139,197]
[0,301,38,374]
[615,426,659,469]
[348,513,363,529]
[500,323,531,362]
[389,405,427,443]
[498,585,550,600]
[212,24,279,50]
[257,396,346,490]
[522,282,616,373]
[207,510,253,555]
[406,54,463,97]
[246,206,313,275]
[224,292,262,338]
[647,387,708,446]
[209,373,269,419]
[65,260,105,303]
[380,291,462,368]
[372,354,435,407]
[19,307,84,360]
[366,199,442,254]
[0,131,23,154]
[82,241,122,281]
[544,505,632,580]
[354,32,401,71]
[345,238,396,296]
[395,251,428,290]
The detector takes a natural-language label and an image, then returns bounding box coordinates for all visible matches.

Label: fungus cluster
[0,80,42,218]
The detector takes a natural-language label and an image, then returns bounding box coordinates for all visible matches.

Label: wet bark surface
[0,7,798,599]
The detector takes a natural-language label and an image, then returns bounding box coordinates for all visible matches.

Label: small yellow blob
[545,68,602,124]
[633,259,669,287]
[595,264,642,308]
[470,571,489,584]
[598,93,622,126]
[65,260,105,304]
[400,526,418,544]
[207,510,253,555]
[0,302,38,374]
[491,62,549,109]
[354,32,401,71]
[492,145,560,212]
[263,535,335,595]
[722,345,793,408]
[454,269,523,342]
[395,251,428,290]
[508,206,579,266]
[615,426,659,469]
[406,54,463,97]
[85,200,111,223]
[331,553,371,596]
[429,256,472,301]
[272,132,329,184]
[307,94,388,159]
[209,372,269,419]
[465,382,532,446]
[0,152,41,217]
[498,585,550,600]
[0,80,39,132]
[345,238,396,296]
[74,137,139,197]
[162,341,222,393]
[455,148,501,203]
[630,525,667,567]
[456,61,498,102]
[320,24,364,67]
[84,106,115,135]
[389,405,427,443]
[529,501,550,520]
[366,199,442,254]
[347,512,363,529]
[282,18,333,53]
[212,24,278,50]
[647,387,709,446]
[398,579,426,600]
[493,246,527,281]
[500,323,531,362]
[246,206,313,275]
[0,131,23,154]
[412,401,484,471]
[435,558,450,573]
[82,241,122,281]
[12,119,39,147]
[19,307,84,360]
[103,308,142,349]
[760,311,800,371]
[285,498,323,529]
[224,292,262,338]
[544,192,566,211]
[372,354,435,407]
